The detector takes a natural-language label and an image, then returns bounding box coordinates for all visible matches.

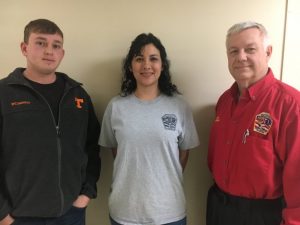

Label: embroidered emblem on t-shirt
[253,112,273,135]
[162,114,177,131]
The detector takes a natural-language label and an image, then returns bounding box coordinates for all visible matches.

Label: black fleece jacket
[0,68,101,220]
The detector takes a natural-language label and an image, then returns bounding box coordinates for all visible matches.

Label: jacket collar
[7,68,82,88]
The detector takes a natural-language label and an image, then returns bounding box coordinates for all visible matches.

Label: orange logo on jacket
[11,101,31,106]
[75,97,84,109]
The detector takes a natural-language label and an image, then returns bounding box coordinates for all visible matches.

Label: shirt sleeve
[207,105,218,173]
[178,99,200,150]
[99,99,118,148]
[80,97,101,199]
[280,104,300,225]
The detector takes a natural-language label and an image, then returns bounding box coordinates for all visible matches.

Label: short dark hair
[24,19,63,43]
[121,33,180,96]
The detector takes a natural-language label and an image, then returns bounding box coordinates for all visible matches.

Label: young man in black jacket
[0,19,101,225]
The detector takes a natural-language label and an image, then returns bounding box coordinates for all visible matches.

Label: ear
[20,42,28,56]
[266,45,272,58]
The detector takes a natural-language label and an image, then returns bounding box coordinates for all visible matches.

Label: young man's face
[21,32,65,76]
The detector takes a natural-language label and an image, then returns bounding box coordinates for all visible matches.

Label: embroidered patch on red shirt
[253,112,273,135]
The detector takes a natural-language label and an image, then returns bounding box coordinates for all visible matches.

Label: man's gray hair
[226,21,270,49]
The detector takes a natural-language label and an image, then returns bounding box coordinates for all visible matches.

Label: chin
[40,69,56,75]
[234,70,252,77]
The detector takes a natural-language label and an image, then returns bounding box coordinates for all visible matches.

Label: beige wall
[282,0,300,89]
[0,1,289,225]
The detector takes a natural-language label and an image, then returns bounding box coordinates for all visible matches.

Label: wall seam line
[280,0,289,81]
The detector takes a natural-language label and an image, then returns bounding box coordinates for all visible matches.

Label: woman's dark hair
[121,33,180,96]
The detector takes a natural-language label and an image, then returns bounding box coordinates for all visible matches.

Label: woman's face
[131,43,163,90]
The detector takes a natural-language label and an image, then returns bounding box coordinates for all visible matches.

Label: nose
[143,59,151,70]
[44,45,53,55]
[237,50,247,61]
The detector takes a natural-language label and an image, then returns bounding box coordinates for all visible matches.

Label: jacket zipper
[22,84,74,216]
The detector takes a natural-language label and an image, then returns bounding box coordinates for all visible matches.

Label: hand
[179,149,190,171]
[72,195,90,208]
[0,214,14,225]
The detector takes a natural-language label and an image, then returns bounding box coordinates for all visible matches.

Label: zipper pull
[56,126,61,137]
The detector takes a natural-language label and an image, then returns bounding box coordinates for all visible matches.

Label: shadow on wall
[185,104,215,225]
[87,148,113,225]
[78,58,122,225]
[73,58,123,118]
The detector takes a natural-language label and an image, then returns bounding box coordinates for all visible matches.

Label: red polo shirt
[208,69,300,225]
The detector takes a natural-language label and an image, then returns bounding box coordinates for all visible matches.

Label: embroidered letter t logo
[75,97,84,109]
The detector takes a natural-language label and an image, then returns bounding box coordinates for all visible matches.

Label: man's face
[21,32,65,76]
[226,28,272,88]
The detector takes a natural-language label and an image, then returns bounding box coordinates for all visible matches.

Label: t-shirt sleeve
[178,99,200,150]
[99,99,117,148]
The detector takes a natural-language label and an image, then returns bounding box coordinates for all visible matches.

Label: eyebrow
[135,53,160,57]
[229,42,257,48]
[34,36,63,44]
[228,43,257,50]
[149,54,160,57]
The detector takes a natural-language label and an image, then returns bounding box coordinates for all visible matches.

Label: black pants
[12,206,86,225]
[206,184,283,225]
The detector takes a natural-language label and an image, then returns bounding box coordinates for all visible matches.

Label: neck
[237,84,248,96]
[237,68,269,95]
[134,87,160,100]
[23,69,56,84]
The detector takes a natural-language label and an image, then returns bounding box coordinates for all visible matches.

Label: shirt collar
[230,68,276,101]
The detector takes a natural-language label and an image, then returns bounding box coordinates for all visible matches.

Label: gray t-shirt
[100,94,200,225]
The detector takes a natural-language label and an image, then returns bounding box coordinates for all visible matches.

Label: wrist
[73,195,90,208]
[0,214,14,225]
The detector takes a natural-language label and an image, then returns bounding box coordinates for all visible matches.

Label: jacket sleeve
[280,104,300,225]
[0,179,11,220]
[0,119,11,219]
[80,97,101,199]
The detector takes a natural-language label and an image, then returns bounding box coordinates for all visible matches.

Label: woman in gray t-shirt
[100,33,200,225]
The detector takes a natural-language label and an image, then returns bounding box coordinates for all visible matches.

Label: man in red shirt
[207,21,300,225]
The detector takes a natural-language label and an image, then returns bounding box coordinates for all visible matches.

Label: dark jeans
[110,216,187,225]
[12,206,86,225]
[206,184,283,225]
